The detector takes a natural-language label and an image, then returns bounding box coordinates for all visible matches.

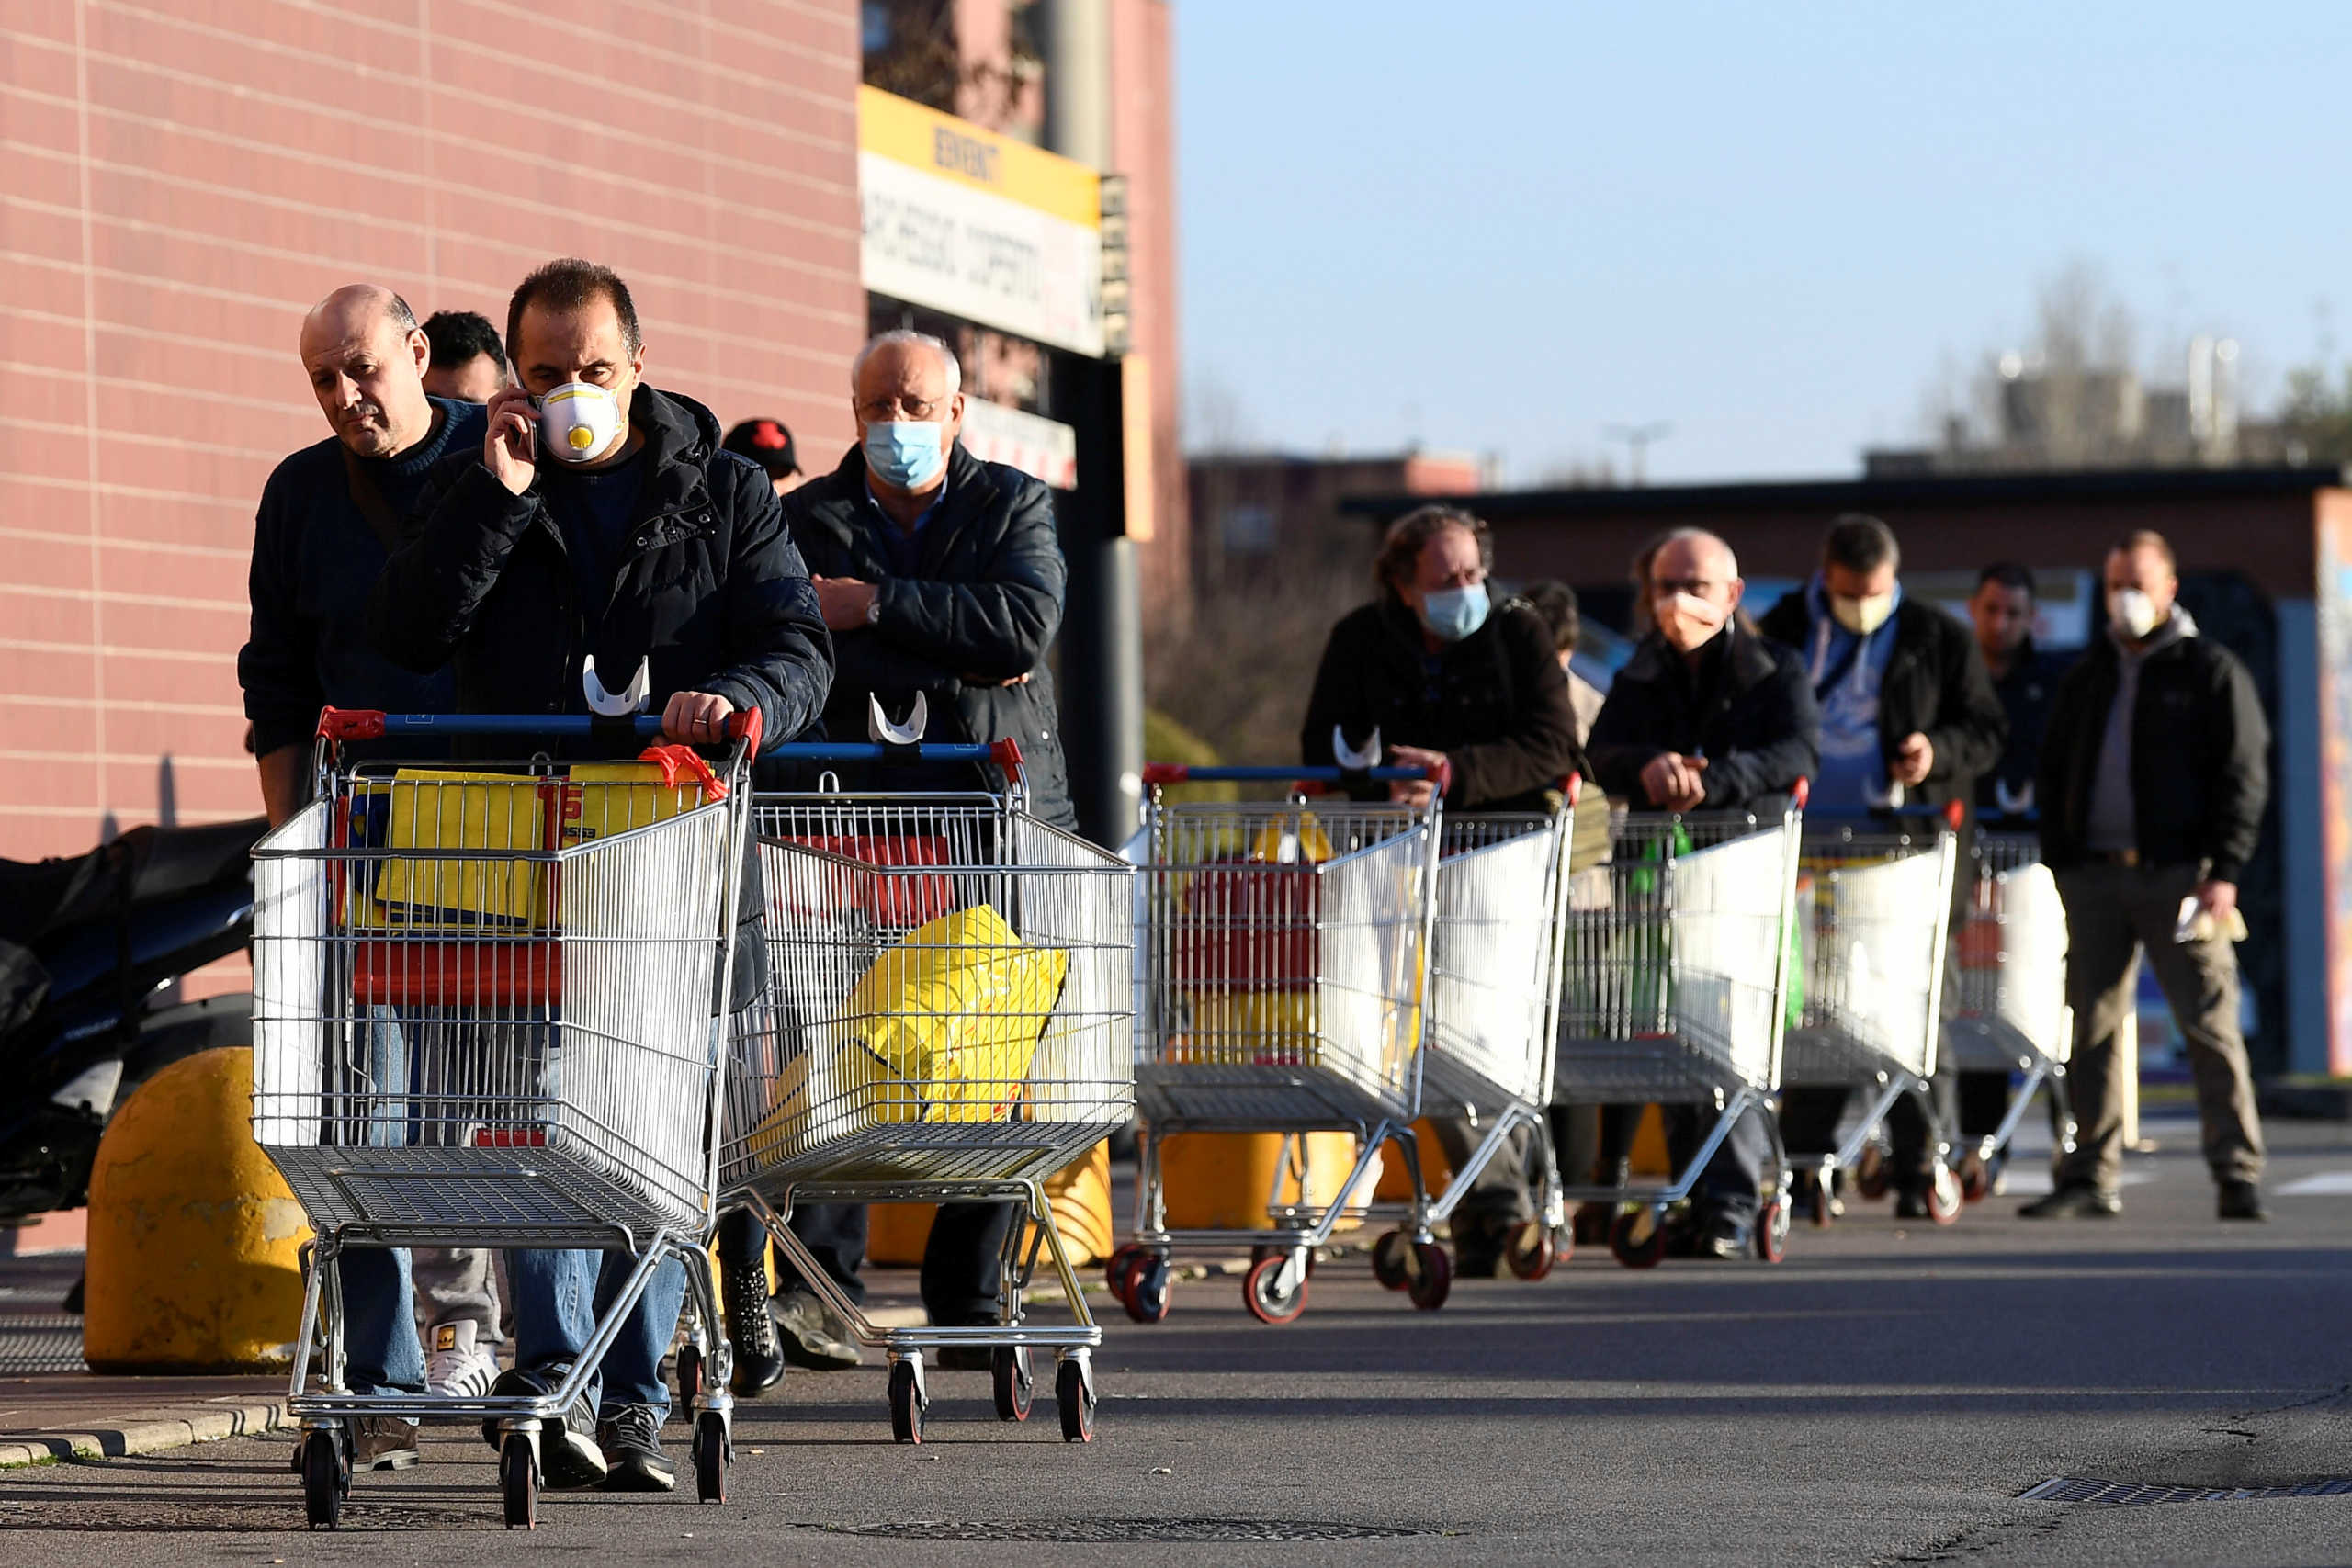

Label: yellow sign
[858,85,1100,231]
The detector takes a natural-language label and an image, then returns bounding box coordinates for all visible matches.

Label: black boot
[722,1256,786,1396]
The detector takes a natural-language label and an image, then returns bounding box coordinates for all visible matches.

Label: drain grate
[2021,1476,2352,1506]
[808,1518,1433,1543]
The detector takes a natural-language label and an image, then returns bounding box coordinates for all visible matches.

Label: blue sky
[1174,4,2352,484]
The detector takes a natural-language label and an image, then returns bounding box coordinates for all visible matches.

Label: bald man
[237,284,494,1473]
[1582,528,1820,1260]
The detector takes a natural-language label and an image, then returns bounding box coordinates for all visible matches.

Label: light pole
[1603,422,1672,486]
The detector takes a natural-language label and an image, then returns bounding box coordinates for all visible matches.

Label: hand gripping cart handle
[258,708,763,1526]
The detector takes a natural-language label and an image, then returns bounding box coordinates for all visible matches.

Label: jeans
[507,1247,687,1417]
[341,1247,425,1397]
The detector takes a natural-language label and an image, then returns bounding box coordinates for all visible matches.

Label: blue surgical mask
[1419,582,1490,642]
[864,421,946,490]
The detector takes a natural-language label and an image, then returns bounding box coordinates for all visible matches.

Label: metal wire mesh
[1135,799,1437,1128]
[1553,805,1801,1103]
[1945,829,2071,1067]
[1781,822,1957,1086]
[252,761,741,1241]
[1422,811,1570,1114]
[719,794,1135,1191]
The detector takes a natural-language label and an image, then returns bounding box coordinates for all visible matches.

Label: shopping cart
[253,707,761,1529]
[1553,790,1806,1269]
[1942,829,2076,1199]
[1108,761,1443,1325]
[1359,789,1577,1285]
[720,739,1134,1444]
[1779,808,1963,1226]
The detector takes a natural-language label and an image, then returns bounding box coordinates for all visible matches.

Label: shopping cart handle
[1792,777,1811,809]
[1140,762,1436,784]
[318,706,765,748]
[764,739,1014,767]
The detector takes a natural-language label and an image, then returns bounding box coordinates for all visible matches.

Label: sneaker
[772,1292,863,1371]
[480,1364,606,1490]
[596,1404,675,1493]
[350,1416,421,1472]
[722,1257,786,1395]
[2217,1179,2269,1222]
[1694,1208,1750,1260]
[2018,1183,2121,1219]
[1893,1190,1931,1221]
[424,1320,499,1401]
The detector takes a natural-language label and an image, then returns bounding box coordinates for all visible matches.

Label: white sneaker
[424,1319,499,1400]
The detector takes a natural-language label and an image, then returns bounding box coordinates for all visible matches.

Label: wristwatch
[864,593,882,626]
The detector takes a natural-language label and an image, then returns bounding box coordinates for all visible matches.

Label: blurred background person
[419,309,508,404]
[1970,562,2071,824]
[1757,514,2005,1218]
[1300,505,1585,1274]
[2025,531,2269,1223]
[724,416,806,498]
[1520,579,1605,741]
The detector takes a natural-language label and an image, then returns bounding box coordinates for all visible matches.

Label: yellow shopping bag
[363,770,546,928]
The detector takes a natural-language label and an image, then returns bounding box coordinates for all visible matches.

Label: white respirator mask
[534,380,627,465]
[2108,587,2161,641]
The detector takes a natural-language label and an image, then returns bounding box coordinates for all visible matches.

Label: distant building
[1187,449,1491,595]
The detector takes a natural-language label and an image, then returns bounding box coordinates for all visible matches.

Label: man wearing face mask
[1585,528,1820,1258]
[1300,505,1586,1273]
[769,328,1072,1372]
[2026,531,2269,1223]
[1757,514,2007,1216]
[370,258,832,1492]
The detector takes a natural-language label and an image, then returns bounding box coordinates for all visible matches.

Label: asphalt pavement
[4,1105,2350,1567]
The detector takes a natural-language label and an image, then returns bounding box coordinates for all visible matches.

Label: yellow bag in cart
[362,771,545,929]
[744,905,1069,1158]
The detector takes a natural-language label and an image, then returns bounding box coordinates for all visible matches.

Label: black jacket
[1757,590,2007,818]
[1977,641,2075,820]
[241,399,483,755]
[1587,624,1821,812]
[2037,617,2269,884]
[781,442,1073,829]
[367,386,831,751]
[1300,596,1584,813]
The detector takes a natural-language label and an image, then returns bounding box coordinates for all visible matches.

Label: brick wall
[0,0,868,870]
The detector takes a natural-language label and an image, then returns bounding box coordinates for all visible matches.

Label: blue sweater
[239,398,484,754]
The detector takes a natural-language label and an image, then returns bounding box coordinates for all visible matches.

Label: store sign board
[958,399,1078,491]
[859,87,1105,356]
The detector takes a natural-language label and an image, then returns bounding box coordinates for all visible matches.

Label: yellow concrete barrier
[84,1048,311,1372]
[1155,1130,1373,1232]
[864,1141,1117,1268]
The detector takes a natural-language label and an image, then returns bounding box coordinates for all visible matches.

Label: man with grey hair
[745,327,1071,1371]
[1584,526,1820,1258]
[239,283,500,1472]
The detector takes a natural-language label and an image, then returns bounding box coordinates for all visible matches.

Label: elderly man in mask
[1584,528,1820,1258]
[1300,504,1585,1274]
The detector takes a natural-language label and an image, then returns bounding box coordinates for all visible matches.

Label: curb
[0,1391,288,1469]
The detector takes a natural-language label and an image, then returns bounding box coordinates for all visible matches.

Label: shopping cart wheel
[1122,1255,1172,1325]
[888,1357,928,1444]
[1928,1165,1964,1227]
[1105,1245,1149,1300]
[1056,1355,1096,1443]
[1406,1242,1453,1310]
[300,1428,345,1530]
[499,1432,537,1531]
[1755,1199,1792,1264]
[692,1410,729,1503]
[675,1341,704,1411]
[1369,1229,1412,1291]
[1608,1208,1668,1270]
[1252,1243,1317,1279]
[1854,1144,1891,1201]
[1503,1221,1560,1281]
[1243,1251,1310,1325]
[1958,1152,1991,1203]
[992,1346,1035,1421]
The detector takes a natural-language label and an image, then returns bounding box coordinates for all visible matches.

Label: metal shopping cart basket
[1553,790,1806,1269]
[1942,829,2076,1199]
[720,738,1134,1445]
[1780,807,1963,1227]
[1106,761,1443,1325]
[253,707,761,1529]
[1357,789,1577,1288]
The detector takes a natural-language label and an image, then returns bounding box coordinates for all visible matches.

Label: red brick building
[0,1,869,860]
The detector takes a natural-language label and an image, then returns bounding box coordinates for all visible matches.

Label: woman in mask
[1299,504,1586,1275]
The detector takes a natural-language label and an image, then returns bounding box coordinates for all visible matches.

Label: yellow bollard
[84,1047,311,1372]
[1156,1130,1374,1232]
[860,1141,1119,1269]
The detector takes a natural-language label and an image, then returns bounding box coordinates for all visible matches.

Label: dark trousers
[1780,1070,1955,1192]
[920,1202,1016,1326]
[1594,1101,1770,1223]
[717,1201,867,1307]
[1428,1118,1536,1231]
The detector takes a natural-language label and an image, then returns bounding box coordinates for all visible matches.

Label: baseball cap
[722,417,799,479]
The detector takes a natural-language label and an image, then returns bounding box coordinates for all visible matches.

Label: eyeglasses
[856,396,945,423]
[1655,577,1724,597]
